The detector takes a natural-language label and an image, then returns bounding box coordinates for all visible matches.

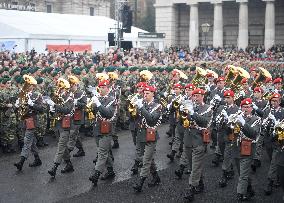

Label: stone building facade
[155,0,284,50]
[0,0,111,17]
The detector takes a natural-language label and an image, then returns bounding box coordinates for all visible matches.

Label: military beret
[270,93,281,100]
[216,77,225,82]
[192,88,205,95]
[98,80,110,87]
[253,87,264,93]
[184,84,196,90]
[143,85,156,92]
[273,78,282,84]
[173,83,183,89]
[224,90,235,97]
[241,78,248,84]
[240,98,252,106]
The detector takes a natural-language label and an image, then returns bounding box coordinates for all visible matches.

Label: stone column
[237,0,248,50]
[155,4,176,47]
[264,0,275,50]
[212,1,223,48]
[189,3,199,51]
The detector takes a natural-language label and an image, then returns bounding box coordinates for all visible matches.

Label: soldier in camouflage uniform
[0,78,18,153]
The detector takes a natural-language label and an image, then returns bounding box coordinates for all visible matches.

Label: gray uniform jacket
[184,103,212,148]
[137,100,161,143]
[73,89,87,125]
[216,104,240,142]
[232,115,261,158]
[93,95,116,136]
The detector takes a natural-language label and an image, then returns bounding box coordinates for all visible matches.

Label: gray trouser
[180,145,192,171]
[222,142,233,171]
[140,142,157,177]
[235,157,252,195]
[267,148,280,182]
[21,130,38,158]
[189,145,206,187]
[172,124,185,152]
[95,135,113,173]
[131,129,137,146]
[253,134,264,161]
[54,130,71,164]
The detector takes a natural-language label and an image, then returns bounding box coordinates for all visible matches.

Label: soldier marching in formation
[1,52,284,202]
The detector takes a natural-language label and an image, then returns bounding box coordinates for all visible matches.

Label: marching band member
[133,85,162,192]
[89,80,117,186]
[14,75,44,171]
[47,78,75,178]
[263,93,284,195]
[232,98,261,201]
[68,75,87,158]
[175,84,196,179]
[130,82,147,175]
[251,87,269,172]
[217,90,239,188]
[183,88,212,201]
[167,83,185,161]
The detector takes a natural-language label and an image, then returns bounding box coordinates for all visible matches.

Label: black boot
[264,179,273,196]
[48,163,60,178]
[227,169,235,180]
[219,171,228,188]
[184,185,195,202]
[247,183,255,198]
[29,154,42,167]
[131,160,140,175]
[89,170,101,186]
[101,167,116,180]
[93,154,98,164]
[197,177,204,193]
[167,150,176,162]
[148,171,161,187]
[237,193,251,201]
[212,154,221,167]
[14,156,26,171]
[73,148,85,157]
[112,140,119,149]
[133,176,146,192]
[61,160,74,173]
[175,164,185,179]
[36,137,48,147]
[18,140,24,149]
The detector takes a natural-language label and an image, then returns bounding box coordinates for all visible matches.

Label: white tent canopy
[0,10,164,52]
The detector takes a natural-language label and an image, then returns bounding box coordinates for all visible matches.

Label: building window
[47,4,52,13]
[90,7,95,16]
[11,1,18,10]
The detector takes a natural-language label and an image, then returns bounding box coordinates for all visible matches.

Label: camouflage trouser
[1,123,16,145]
[118,103,128,125]
[112,117,118,141]
[35,114,47,139]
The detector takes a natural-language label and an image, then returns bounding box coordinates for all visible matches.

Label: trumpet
[275,121,284,144]
[127,93,140,118]
[227,111,243,135]
[180,100,193,128]
[85,97,95,120]
[172,94,183,110]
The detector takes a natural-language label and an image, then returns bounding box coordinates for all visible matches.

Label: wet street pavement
[0,124,283,203]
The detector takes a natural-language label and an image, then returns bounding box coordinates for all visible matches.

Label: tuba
[225,65,237,85]
[251,67,272,89]
[18,75,37,120]
[192,67,207,87]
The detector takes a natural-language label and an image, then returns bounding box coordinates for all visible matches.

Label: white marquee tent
[0,9,164,52]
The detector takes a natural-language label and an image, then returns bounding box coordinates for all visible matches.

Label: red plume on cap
[98,80,110,87]
[240,98,252,106]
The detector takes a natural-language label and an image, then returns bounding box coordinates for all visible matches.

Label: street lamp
[201,23,210,49]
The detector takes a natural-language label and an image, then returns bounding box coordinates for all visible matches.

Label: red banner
[46,44,92,52]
